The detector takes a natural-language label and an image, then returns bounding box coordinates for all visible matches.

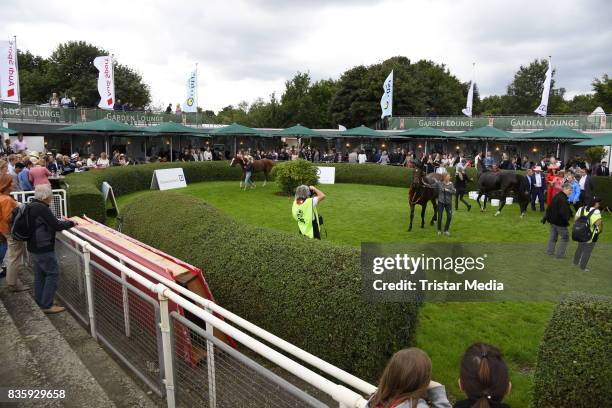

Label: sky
[2,0,611,112]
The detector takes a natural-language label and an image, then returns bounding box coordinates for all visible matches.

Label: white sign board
[151,168,187,190]
[101,181,111,201]
[317,166,336,184]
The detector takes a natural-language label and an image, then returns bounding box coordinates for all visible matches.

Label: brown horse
[408,167,443,231]
[230,155,275,188]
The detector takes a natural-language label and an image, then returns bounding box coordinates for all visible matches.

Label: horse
[408,167,443,231]
[476,170,529,217]
[230,155,275,188]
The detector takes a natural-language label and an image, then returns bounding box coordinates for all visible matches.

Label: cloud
[1,0,610,110]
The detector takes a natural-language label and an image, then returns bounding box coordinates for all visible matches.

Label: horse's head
[413,167,424,184]
[230,155,245,168]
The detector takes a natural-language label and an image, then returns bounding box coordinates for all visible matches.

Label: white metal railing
[11,189,68,218]
[56,228,372,408]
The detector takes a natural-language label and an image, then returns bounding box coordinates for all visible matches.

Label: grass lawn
[115,181,611,406]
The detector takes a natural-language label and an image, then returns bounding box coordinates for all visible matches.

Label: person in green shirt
[292,185,326,239]
[573,197,603,272]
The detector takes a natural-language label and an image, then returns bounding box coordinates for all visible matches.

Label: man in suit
[530,166,546,212]
[595,161,609,176]
[578,168,595,207]
[545,182,573,259]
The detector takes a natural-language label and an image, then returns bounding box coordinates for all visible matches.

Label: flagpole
[13,36,21,104]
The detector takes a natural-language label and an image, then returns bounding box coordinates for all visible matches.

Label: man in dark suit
[595,161,609,176]
[545,182,573,258]
[530,166,546,212]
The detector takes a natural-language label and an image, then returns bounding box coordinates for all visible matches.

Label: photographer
[292,185,325,240]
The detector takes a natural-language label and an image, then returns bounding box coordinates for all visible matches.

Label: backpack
[572,208,596,242]
[10,203,32,241]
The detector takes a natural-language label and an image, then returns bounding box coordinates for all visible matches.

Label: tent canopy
[0,125,17,134]
[341,125,384,138]
[212,122,271,137]
[142,121,206,135]
[58,118,140,133]
[520,126,590,140]
[395,127,454,139]
[574,133,612,146]
[273,124,319,137]
[458,126,514,140]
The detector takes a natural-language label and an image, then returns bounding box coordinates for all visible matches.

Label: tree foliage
[592,74,612,112]
[18,41,151,108]
[506,59,567,114]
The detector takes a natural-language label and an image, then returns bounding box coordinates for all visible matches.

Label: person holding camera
[292,185,325,240]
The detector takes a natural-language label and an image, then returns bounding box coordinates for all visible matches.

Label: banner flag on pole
[534,57,552,117]
[0,39,20,104]
[462,63,475,117]
[183,68,198,113]
[94,55,115,110]
[380,70,393,118]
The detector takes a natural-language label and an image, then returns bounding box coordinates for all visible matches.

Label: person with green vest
[572,197,603,272]
[292,184,326,239]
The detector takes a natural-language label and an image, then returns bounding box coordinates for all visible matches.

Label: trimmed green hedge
[121,191,420,381]
[592,176,612,209]
[532,292,612,407]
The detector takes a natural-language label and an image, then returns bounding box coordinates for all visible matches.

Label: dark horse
[476,168,529,217]
[408,167,443,231]
[230,154,275,188]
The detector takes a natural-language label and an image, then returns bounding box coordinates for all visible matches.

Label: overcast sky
[2,0,611,111]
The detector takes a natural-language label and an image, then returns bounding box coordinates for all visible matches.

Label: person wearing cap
[530,166,545,212]
[573,197,603,272]
[0,174,29,292]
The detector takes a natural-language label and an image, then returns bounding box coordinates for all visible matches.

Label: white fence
[55,228,374,408]
[10,189,68,218]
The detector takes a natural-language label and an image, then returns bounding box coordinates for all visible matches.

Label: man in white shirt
[203,147,213,161]
[530,166,545,212]
[348,150,358,163]
[358,151,367,164]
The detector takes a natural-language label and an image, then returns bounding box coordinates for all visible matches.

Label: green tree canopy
[592,74,612,111]
[506,58,566,114]
[18,41,151,108]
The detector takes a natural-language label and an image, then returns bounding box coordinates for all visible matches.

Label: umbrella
[0,125,17,134]
[574,133,612,146]
[58,118,141,155]
[457,126,516,154]
[142,121,209,161]
[341,125,385,138]
[519,127,591,157]
[212,123,271,155]
[273,124,319,137]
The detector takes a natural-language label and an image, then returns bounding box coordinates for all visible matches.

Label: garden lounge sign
[389,115,608,131]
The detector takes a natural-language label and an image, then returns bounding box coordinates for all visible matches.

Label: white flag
[183,69,198,113]
[0,40,20,104]
[534,58,552,117]
[462,81,474,117]
[94,56,115,110]
[338,125,347,131]
[380,70,393,118]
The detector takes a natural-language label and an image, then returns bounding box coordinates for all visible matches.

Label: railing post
[205,306,217,408]
[82,245,97,339]
[119,259,131,337]
[158,288,176,408]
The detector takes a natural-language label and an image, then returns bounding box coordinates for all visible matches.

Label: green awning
[142,121,204,134]
[394,127,454,139]
[0,125,17,134]
[574,133,612,146]
[58,118,140,133]
[273,124,319,137]
[520,126,590,140]
[341,125,384,138]
[212,123,271,137]
[458,126,514,140]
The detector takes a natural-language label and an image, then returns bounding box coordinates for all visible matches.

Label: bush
[121,191,421,381]
[532,292,612,407]
[271,159,319,195]
[592,176,612,209]
[585,146,606,165]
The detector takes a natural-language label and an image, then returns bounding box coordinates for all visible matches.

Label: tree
[585,146,606,165]
[506,59,566,114]
[568,94,598,114]
[329,57,465,128]
[17,41,151,107]
[592,74,612,111]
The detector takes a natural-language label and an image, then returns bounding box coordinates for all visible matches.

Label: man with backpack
[544,182,573,258]
[18,185,75,313]
[572,197,603,272]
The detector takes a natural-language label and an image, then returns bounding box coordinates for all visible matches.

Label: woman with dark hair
[455,343,511,408]
[367,348,450,408]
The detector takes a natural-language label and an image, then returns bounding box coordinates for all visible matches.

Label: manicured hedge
[121,191,421,381]
[532,292,612,407]
[592,176,612,209]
